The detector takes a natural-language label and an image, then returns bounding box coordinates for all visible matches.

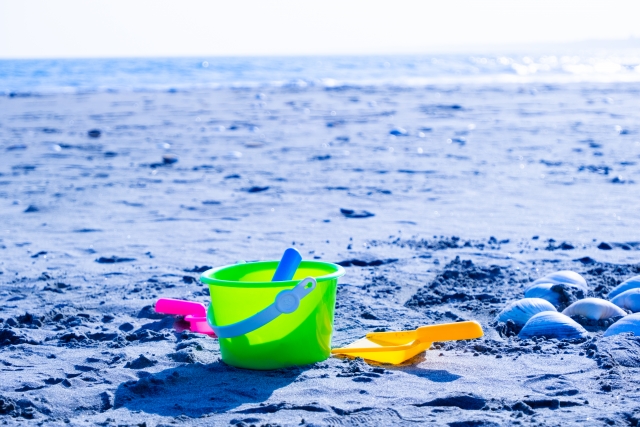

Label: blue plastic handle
[271,247,302,281]
[208,277,316,339]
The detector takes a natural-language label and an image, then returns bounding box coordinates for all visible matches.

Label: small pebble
[389,127,408,136]
[119,322,134,332]
[162,154,178,164]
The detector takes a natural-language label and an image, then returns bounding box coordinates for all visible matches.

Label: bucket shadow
[114,361,303,417]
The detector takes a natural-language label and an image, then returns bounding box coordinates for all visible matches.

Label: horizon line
[1,37,640,61]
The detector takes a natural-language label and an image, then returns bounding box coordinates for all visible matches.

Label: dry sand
[1,84,640,426]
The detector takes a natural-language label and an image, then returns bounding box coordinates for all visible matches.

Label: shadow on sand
[114,360,302,417]
[385,353,463,383]
[399,367,462,382]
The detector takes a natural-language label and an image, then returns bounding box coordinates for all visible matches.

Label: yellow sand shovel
[331,320,484,365]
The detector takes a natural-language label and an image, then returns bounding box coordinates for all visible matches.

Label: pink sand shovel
[155,298,216,336]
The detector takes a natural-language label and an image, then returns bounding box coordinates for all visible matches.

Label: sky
[1,0,639,59]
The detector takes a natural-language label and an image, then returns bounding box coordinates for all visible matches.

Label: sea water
[1,50,640,94]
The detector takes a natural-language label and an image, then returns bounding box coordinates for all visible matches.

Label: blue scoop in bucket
[207,247,308,339]
[271,247,302,281]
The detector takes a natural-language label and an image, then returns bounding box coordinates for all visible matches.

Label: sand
[1,83,640,426]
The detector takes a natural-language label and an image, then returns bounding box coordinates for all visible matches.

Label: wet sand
[1,84,640,425]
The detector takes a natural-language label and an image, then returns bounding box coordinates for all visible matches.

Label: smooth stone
[608,276,640,300]
[524,283,561,306]
[389,127,408,136]
[528,270,587,292]
[562,298,626,320]
[611,289,640,313]
[162,154,178,164]
[519,311,588,340]
[497,298,556,327]
[604,312,640,337]
[525,281,587,310]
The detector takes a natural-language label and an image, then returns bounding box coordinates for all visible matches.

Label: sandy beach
[1,83,640,426]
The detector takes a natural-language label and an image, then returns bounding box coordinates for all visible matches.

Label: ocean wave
[2,52,640,95]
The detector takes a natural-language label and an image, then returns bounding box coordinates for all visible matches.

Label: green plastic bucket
[200,260,345,370]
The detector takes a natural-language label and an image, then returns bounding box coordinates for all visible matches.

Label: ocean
[2,49,640,94]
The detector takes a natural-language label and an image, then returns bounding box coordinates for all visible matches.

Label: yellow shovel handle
[366,320,483,345]
[416,320,484,342]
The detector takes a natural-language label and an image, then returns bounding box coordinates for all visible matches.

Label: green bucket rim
[200,260,345,288]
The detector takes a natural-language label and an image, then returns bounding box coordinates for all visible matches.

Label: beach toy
[201,259,345,370]
[206,248,305,339]
[331,320,484,365]
[155,298,216,336]
[271,247,302,281]
[154,247,301,336]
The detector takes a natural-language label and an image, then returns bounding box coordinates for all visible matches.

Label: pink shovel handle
[156,298,206,317]
[155,298,216,336]
[184,315,216,335]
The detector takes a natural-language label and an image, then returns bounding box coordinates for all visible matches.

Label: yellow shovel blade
[365,321,484,346]
[331,321,484,365]
[331,337,432,365]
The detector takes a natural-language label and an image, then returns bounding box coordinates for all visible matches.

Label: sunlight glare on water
[2,49,640,94]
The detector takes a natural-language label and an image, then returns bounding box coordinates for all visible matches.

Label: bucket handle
[207,277,317,339]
